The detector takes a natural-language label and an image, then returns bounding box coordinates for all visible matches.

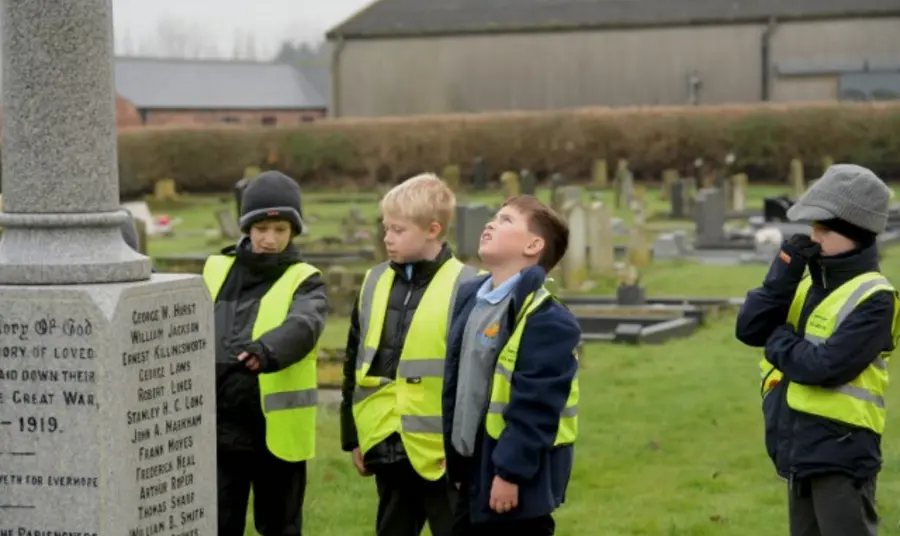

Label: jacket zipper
[392,282,415,377]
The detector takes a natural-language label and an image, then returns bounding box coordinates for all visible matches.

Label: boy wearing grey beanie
[736,164,899,536]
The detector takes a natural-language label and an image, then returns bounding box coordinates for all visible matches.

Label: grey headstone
[616,284,646,305]
[653,233,684,259]
[472,157,487,190]
[455,204,493,259]
[670,180,685,218]
[519,169,537,196]
[694,188,726,248]
[0,3,217,533]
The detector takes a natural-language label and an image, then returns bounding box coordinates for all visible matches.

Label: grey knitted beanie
[786,164,891,234]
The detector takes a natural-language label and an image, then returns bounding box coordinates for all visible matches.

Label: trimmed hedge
[117,101,900,196]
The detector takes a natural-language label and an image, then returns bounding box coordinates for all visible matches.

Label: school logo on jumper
[479,322,500,348]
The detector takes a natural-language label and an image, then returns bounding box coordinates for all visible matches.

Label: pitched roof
[114,57,326,110]
[327,0,900,39]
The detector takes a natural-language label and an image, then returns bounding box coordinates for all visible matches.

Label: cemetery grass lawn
[246,317,900,536]
[143,184,800,257]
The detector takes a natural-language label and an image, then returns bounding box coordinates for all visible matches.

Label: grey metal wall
[334,17,900,117]
[770,18,900,101]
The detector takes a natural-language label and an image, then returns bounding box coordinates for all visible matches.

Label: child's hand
[237,351,261,372]
[489,475,519,514]
[352,448,372,477]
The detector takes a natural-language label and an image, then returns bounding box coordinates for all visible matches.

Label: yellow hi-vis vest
[203,255,321,462]
[353,258,480,481]
[759,272,900,435]
[485,287,579,445]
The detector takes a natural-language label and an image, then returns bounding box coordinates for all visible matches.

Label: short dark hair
[502,195,569,272]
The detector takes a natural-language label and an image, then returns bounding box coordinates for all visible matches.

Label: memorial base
[0,274,216,535]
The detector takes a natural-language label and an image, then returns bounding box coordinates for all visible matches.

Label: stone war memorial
[0,2,216,535]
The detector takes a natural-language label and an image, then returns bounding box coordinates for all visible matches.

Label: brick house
[114,57,328,128]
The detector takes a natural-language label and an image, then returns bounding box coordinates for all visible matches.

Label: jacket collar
[808,243,880,290]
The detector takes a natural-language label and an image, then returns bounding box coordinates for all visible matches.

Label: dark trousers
[788,473,878,536]
[451,478,555,536]
[218,450,307,536]
[373,459,455,536]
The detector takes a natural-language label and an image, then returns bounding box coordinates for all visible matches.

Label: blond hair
[380,173,455,238]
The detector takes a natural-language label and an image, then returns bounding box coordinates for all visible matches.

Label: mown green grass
[145,190,900,535]
[144,184,797,257]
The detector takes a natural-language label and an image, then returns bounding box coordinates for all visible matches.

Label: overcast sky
[112,0,372,59]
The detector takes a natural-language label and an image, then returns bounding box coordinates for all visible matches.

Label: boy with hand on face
[736,164,900,536]
[442,195,581,536]
[204,171,328,536]
[340,173,480,536]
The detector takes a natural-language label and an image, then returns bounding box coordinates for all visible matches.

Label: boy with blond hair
[442,195,580,536]
[341,173,480,536]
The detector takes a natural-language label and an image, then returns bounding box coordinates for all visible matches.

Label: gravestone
[653,230,690,259]
[616,265,646,305]
[455,204,493,260]
[681,178,697,218]
[215,209,242,240]
[669,180,685,219]
[694,188,727,247]
[519,169,537,196]
[586,202,614,273]
[234,177,252,215]
[549,172,566,194]
[591,159,608,188]
[500,171,520,199]
[472,157,487,190]
[661,169,679,202]
[789,158,805,200]
[614,160,633,209]
[626,223,651,268]
[764,196,794,222]
[721,176,734,210]
[560,202,587,290]
[0,2,216,535]
[732,173,748,211]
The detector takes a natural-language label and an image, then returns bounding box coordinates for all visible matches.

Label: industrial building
[327,0,900,117]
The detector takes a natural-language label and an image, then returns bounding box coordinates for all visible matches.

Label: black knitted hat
[239,171,304,235]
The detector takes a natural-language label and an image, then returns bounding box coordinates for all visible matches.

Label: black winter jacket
[340,244,456,468]
[736,242,895,481]
[213,238,328,453]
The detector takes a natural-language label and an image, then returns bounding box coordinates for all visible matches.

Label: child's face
[249,219,293,254]
[382,215,441,263]
[810,223,856,257]
[479,206,543,266]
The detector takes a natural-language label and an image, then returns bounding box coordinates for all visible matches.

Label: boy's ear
[523,235,544,259]
[428,221,443,240]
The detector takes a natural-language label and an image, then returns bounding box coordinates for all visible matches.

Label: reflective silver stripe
[832,384,886,409]
[354,262,479,402]
[489,401,577,418]
[398,359,445,378]
[401,415,442,433]
[495,363,513,382]
[353,381,391,404]
[802,276,891,370]
[263,389,318,412]
[356,263,391,369]
[836,277,890,327]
